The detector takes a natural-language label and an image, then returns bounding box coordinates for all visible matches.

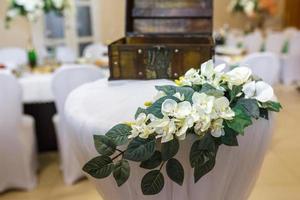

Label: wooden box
[109,0,214,80]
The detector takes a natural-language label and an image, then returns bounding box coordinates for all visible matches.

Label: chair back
[265,32,286,55]
[240,52,280,85]
[244,31,263,53]
[0,47,27,69]
[83,43,107,61]
[288,33,300,55]
[52,64,105,115]
[55,46,76,64]
[0,71,23,153]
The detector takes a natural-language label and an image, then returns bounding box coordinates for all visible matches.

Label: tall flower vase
[27,21,38,69]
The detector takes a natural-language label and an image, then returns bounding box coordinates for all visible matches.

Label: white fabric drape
[0,71,37,192]
[64,80,274,200]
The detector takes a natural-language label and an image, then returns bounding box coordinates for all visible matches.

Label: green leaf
[262,101,282,112]
[190,134,217,168]
[155,85,195,102]
[124,137,156,162]
[140,151,162,169]
[94,135,116,156]
[161,138,179,161]
[259,108,269,120]
[135,107,148,119]
[229,85,242,102]
[194,156,216,183]
[236,99,260,119]
[113,159,130,187]
[147,96,179,118]
[82,156,114,179]
[200,83,224,97]
[221,125,239,146]
[225,105,252,135]
[141,170,165,195]
[106,124,132,146]
[166,158,184,186]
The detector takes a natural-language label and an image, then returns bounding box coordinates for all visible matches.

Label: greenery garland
[83,60,282,195]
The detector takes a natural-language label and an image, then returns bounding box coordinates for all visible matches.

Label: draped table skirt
[64,79,274,200]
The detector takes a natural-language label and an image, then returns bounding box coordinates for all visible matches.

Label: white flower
[211,119,225,138]
[173,92,185,101]
[129,113,156,139]
[6,9,19,19]
[161,99,192,119]
[181,68,203,86]
[201,60,215,79]
[224,67,252,88]
[192,92,215,115]
[244,1,255,17]
[150,117,177,143]
[194,115,211,135]
[52,0,64,9]
[213,97,235,120]
[242,81,274,103]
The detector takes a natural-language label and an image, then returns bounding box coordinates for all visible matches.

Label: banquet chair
[281,33,300,85]
[265,32,286,55]
[55,46,76,64]
[240,52,280,85]
[243,31,264,53]
[225,30,244,48]
[83,43,108,62]
[0,71,37,192]
[0,47,27,70]
[52,64,106,185]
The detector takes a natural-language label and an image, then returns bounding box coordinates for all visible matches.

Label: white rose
[242,81,274,103]
[225,67,252,88]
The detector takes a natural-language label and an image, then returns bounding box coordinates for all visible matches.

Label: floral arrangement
[5,0,70,25]
[83,60,281,195]
[228,0,277,18]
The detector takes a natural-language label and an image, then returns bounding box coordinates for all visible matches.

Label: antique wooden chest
[109,0,214,80]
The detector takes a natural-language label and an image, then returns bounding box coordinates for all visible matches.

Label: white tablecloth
[64,79,274,200]
[19,73,54,104]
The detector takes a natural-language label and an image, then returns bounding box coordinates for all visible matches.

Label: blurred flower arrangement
[228,0,278,30]
[83,60,281,195]
[5,0,70,24]
[5,0,70,67]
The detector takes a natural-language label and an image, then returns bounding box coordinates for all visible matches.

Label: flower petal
[255,81,274,102]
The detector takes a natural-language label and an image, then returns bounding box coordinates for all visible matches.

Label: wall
[0,0,286,48]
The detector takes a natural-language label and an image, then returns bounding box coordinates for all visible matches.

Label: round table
[65,79,274,200]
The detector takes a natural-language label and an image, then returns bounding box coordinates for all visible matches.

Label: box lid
[126,0,213,36]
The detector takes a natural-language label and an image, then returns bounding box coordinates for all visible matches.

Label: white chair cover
[52,64,106,185]
[0,47,28,70]
[55,46,76,64]
[265,32,286,55]
[64,80,274,200]
[83,43,108,61]
[240,52,280,85]
[281,33,300,85]
[243,31,264,54]
[0,71,37,192]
